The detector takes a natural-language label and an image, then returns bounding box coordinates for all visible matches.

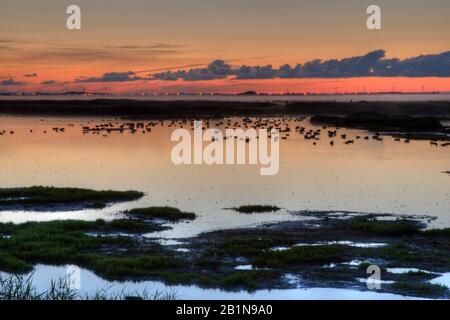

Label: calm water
[0,114,449,238]
[2,93,450,103]
[1,264,436,300]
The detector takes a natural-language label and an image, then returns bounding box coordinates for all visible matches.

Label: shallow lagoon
[0,264,432,300]
[0,115,449,299]
[0,115,448,237]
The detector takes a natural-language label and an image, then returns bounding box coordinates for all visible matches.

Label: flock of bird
[0,117,449,148]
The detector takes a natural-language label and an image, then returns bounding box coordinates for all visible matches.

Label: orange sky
[1,0,449,94]
[4,77,449,95]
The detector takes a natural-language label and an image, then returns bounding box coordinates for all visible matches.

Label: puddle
[283,273,302,286]
[152,239,185,246]
[356,278,395,284]
[343,260,364,267]
[234,265,253,270]
[272,246,290,251]
[294,241,387,248]
[429,273,450,289]
[386,268,433,274]
[272,241,387,251]
[85,232,134,238]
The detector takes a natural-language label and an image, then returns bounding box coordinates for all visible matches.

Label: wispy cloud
[0,78,27,86]
[75,71,146,83]
[41,80,58,85]
[104,43,183,50]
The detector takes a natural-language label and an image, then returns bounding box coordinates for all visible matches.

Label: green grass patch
[154,269,276,290]
[0,186,144,207]
[0,253,32,273]
[392,282,448,296]
[127,206,196,221]
[252,245,344,268]
[376,243,420,262]
[89,201,107,209]
[421,228,450,237]
[0,219,168,274]
[232,205,281,214]
[216,237,292,257]
[84,255,180,278]
[103,219,163,233]
[406,270,432,276]
[216,270,277,289]
[349,217,421,236]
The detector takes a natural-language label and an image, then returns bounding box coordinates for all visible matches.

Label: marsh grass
[421,228,450,236]
[0,219,177,276]
[127,207,196,221]
[214,238,346,269]
[405,270,432,276]
[252,245,344,268]
[85,255,181,278]
[0,273,177,300]
[160,270,279,290]
[0,252,32,273]
[349,217,421,236]
[376,244,420,262]
[392,282,448,295]
[216,237,293,257]
[232,205,281,214]
[0,186,144,207]
[89,201,106,209]
[0,273,77,300]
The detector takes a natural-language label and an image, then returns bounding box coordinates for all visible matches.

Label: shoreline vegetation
[0,100,449,119]
[232,205,282,214]
[0,186,448,299]
[0,186,144,211]
[0,273,177,300]
[127,207,196,221]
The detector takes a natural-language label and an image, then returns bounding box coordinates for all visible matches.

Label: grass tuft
[0,186,144,208]
[233,205,281,214]
[392,282,448,295]
[253,245,344,268]
[127,207,196,221]
[349,217,421,236]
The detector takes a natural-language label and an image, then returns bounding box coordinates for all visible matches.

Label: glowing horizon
[1,0,449,94]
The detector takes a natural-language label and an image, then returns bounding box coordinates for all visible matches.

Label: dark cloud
[0,39,29,44]
[235,65,277,79]
[41,80,58,85]
[152,60,233,81]
[105,43,182,50]
[0,78,26,86]
[24,73,38,77]
[148,50,450,80]
[75,71,145,83]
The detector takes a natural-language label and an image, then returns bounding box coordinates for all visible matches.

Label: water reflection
[1,264,425,300]
[0,115,449,236]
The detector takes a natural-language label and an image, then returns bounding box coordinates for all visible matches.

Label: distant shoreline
[0,99,449,119]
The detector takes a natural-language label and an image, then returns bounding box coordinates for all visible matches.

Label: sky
[0,0,449,94]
